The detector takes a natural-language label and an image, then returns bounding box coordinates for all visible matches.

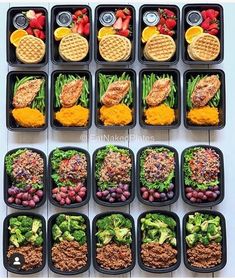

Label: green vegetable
[73,230,86,245]
[5,149,27,176]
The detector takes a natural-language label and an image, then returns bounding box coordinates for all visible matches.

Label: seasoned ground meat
[189,148,220,184]
[52,240,87,271]
[96,243,132,270]
[187,242,222,268]
[7,244,43,271]
[141,243,177,268]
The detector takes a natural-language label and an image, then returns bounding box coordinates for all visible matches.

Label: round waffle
[16,35,45,64]
[144,34,176,62]
[99,35,131,62]
[59,33,89,62]
[189,33,220,61]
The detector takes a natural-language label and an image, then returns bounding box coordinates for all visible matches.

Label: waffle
[189,33,220,61]
[144,34,176,62]
[99,35,131,62]
[16,35,45,64]
[59,33,89,62]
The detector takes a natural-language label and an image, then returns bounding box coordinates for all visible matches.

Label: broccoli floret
[32,219,42,233]
[70,220,86,231]
[34,236,43,246]
[9,217,21,228]
[10,229,25,247]
[170,237,177,246]
[208,232,222,241]
[186,233,198,248]
[125,219,132,229]
[56,214,67,225]
[141,219,168,230]
[52,224,62,241]
[20,216,33,228]
[61,231,74,241]
[96,229,114,245]
[69,216,85,223]
[159,228,173,244]
[186,223,200,234]
[147,229,159,239]
[114,228,131,244]
[155,214,176,230]
[10,235,20,248]
[207,223,218,235]
[214,235,222,243]
[112,214,127,228]
[73,230,86,244]
[59,220,70,232]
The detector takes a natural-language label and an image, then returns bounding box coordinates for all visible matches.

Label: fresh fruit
[185,26,203,44]
[29,17,43,29]
[26,9,36,19]
[77,22,84,35]
[54,27,72,41]
[35,12,43,18]
[163,8,175,18]
[142,26,159,43]
[200,9,219,37]
[165,18,176,30]
[37,15,46,28]
[83,22,90,36]
[74,9,83,17]
[201,18,211,30]
[98,26,116,40]
[208,28,219,35]
[26,27,33,35]
[116,9,126,19]
[117,29,130,37]
[113,17,123,30]
[123,8,131,16]
[82,8,88,14]
[208,22,219,30]
[206,8,219,19]
[122,15,131,31]
[82,14,89,24]
[10,29,28,47]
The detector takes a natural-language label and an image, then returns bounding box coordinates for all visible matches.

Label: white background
[0,0,234,277]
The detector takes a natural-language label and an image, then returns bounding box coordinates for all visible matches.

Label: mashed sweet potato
[100,104,132,126]
[144,104,175,125]
[187,106,219,125]
[12,107,45,127]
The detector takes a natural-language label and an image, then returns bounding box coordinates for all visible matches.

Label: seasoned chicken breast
[191,75,221,107]
[13,79,43,108]
[60,79,83,108]
[146,78,171,107]
[101,80,131,107]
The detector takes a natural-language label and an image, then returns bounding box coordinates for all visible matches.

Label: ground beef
[141,242,177,268]
[187,242,222,268]
[7,244,43,271]
[52,240,87,271]
[96,243,132,270]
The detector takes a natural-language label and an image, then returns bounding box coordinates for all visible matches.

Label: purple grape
[111,192,117,198]
[22,201,29,207]
[116,188,123,194]
[36,190,43,198]
[149,195,154,202]
[215,190,220,195]
[123,191,130,198]
[141,187,147,193]
[15,198,21,205]
[169,183,174,191]
[106,194,111,200]
[102,190,109,197]
[22,193,28,201]
[28,200,36,208]
[109,197,115,203]
[123,184,129,191]
[167,191,174,199]
[160,193,166,198]
[8,188,15,196]
[8,197,15,203]
[153,192,160,199]
[33,195,40,203]
[120,195,126,202]
[96,192,103,198]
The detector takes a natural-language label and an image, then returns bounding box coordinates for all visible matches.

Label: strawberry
[35,12,43,18]
[206,9,218,20]
[72,14,77,21]
[159,17,166,25]
[71,23,78,33]
[123,8,131,16]
[83,22,90,36]
[82,8,88,14]
[26,27,33,35]
[113,17,123,30]
[165,18,176,30]
[82,14,89,24]
[158,24,167,35]
[33,29,41,38]
[122,15,131,31]
[167,30,175,36]
[163,8,175,18]
[201,18,211,30]
[39,30,45,40]
[116,9,126,19]
[37,15,45,28]
[117,29,130,37]
[208,28,219,35]
[201,10,207,20]
[77,22,84,35]
[75,10,83,17]
[208,22,219,30]
[214,10,219,18]
[29,18,43,29]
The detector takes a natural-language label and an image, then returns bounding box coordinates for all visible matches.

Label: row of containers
[7,68,226,131]
[4,144,224,209]
[7,4,224,66]
[3,210,226,275]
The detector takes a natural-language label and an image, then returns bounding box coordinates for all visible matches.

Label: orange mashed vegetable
[100,104,132,126]
[144,104,175,125]
[12,107,45,127]
[187,106,219,125]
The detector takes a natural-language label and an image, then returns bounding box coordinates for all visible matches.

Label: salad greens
[5,149,26,176]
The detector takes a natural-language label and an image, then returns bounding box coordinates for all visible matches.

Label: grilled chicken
[146,78,171,107]
[13,79,43,108]
[60,79,83,108]
[191,75,221,107]
[101,80,131,107]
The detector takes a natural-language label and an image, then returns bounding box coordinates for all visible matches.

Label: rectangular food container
[94,5,136,65]
[136,145,179,207]
[51,5,92,65]
[3,212,46,274]
[139,69,181,129]
[4,147,47,210]
[92,145,135,207]
[92,211,136,275]
[138,5,180,65]
[48,146,91,208]
[182,4,224,64]
[6,71,48,132]
[7,7,48,67]
[137,210,181,273]
[181,145,224,207]
[183,210,227,273]
[95,68,136,129]
[183,69,225,130]
[48,212,91,275]
[50,70,92,131]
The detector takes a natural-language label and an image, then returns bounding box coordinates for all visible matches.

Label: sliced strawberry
[159,17,166,25]
[123,8,131,16]
[208,28,219,35]
[37,15,45,28]
[33,28,41,38]
[122,15,131,31]
[163,8,175,18]
[113,17,123,30]
[82,14,89,24]
[167,30,175,36]
[74,10,83,17]
[83,22,90,36]
[201,10,207,20]
[201,18,211,30]
[116,9,126,19]
[35,12,43,18]
[39,30,45,40]
[71,23,78,33]
[214,10,219,18]
[72,14,77,21]
[206,9,217,20]
[116,29,130,37]
[82,8,88,14]
[26,27,33,35]
[208,22,219,30]
[166,18,176,30]
[77,22,84,35]
[29,18,43,29]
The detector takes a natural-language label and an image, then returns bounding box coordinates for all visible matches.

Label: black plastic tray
[7,6,49,67]
[136,145,179,207]
[183,210,227,273]
[181,145,224,207]
[183,69,226,130]
[4,147,47,210]
[6,71,48,132]
[48,146,91,208]
[92,211,136,275]
[94,4,136,65]
[50,70,92,131]
[182,4,224,65]
[92,145,135,207]
[139,69,181,129]
[48,212,91,275]
[51,5,92,65]
[137,210,181,273]
[138,5,180,65]
[3,212,46,274]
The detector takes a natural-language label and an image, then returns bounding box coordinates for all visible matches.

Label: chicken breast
[146,78,171,107]
[60,79,83,108]
[13,79,43,108]
[101,80,131,107]
[191,75,221,107]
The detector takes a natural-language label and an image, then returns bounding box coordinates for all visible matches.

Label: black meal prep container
[92,211,136,275]
[4,147,47,210]
[94,4,136,65]
[183,210,227,273]
[182,3,224,65]
[137,210,181,273]
[51,5,92,65]
[95,68,137,130]
[183,69,226,130]
[6,71,48,132]
[181,145,224,207]
[48,146,91,208]
[48,212,91,275]
[50,70,92,131]
[139,69,181,129]
[138,4,180,65]
[137,145,179,207]
[3,212,46,274]
[92,145,135,207]
[7,7,49,67]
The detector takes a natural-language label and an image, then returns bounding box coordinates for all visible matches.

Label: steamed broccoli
[159,228,174,245]
[186,233,198,247]
[96,229,114,246]
[32,219,42,233]
[60,231,74,241]
[56,214,67,225]
[35,236,43,246]
[59,220,70,232]
[73,230,86,244]
[52,224,62,241]
[114,228,132,244]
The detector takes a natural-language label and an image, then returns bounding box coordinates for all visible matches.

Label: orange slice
[185,26,204,44]
[142,26,159,43]
[10,30,28,47]
[54,27,72,41]
[98,27,116,41]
